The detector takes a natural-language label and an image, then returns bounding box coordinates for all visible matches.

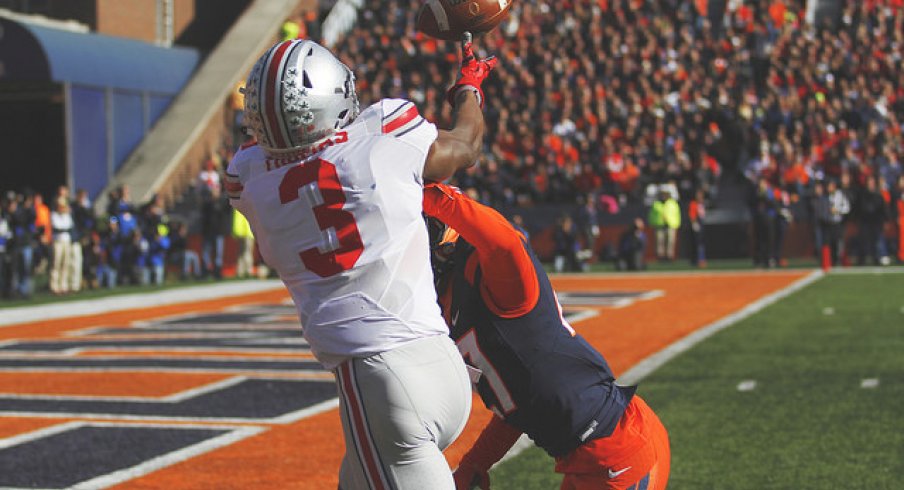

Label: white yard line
[0,280,284,327]
[616,270,823,386]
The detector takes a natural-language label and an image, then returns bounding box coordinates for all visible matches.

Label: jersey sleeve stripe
[394,117,426,137]
[382,100,411,120]
[382,103,420,134]
[225,184,243,199]
[224,173,243,198]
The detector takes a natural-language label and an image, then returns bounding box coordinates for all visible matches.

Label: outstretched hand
[447,31,498,108]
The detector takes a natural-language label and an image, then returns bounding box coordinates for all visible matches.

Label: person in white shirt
[49,199,74,294]
[227,35,497,488]
[197,159,221,196]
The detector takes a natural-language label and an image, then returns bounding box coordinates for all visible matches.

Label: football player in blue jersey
[423,182,670,490]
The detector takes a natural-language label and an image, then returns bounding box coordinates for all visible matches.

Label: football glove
[447,31,497,108]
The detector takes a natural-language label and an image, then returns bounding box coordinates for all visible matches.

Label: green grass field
[491,272,904,489]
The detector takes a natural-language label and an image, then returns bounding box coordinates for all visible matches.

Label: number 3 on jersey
[457,329,517,415]
[279,158,364,277]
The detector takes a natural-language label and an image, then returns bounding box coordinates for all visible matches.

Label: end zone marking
[617,270,823,386]
[0,420,266,490]
[499,270,822,465]
[70,422,266,490]
[0,280,285,327]
[563,309,599,325]
[737,380,757,392]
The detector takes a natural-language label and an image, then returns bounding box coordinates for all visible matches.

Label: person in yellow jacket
[280,17,301,41]
[232,208,255,278]
[648,188,682,261]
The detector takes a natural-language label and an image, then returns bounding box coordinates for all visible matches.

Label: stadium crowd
[333,0,904,265]
[0,178,251,300]
[3,0,904,301]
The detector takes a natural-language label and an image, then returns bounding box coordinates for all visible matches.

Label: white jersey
[227,99,447,369]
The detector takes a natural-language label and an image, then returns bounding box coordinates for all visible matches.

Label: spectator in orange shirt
[688,189,707,267]
[768,1,787,28]
[33,193,50,245]
[32,192,51,275]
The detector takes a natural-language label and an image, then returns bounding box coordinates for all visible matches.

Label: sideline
[551,265,904,279]
[615,269,823,386]
[0,280,284,327]
[500,269,826,465]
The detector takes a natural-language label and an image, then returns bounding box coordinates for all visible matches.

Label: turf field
[491,271,904,490]
[0,268,899,488]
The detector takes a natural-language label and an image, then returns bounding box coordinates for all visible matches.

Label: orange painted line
[69,350,316,360]
[0,372,230,397]
[0,289,292,341]
[551,271,810,375]
[0,417,63,439]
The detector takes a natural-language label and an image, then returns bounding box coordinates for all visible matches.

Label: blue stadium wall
[0,17,199,200]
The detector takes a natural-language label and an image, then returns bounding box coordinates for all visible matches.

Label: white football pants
[336,334,471,490]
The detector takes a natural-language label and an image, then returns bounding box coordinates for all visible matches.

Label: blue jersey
[442,239,633,457]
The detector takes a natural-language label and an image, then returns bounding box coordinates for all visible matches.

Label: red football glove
[453,460,490,490]
[446,32,498,108]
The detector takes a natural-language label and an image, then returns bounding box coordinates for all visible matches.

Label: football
[416,0,513,41]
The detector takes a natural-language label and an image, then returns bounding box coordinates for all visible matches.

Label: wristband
[455,85,482,106]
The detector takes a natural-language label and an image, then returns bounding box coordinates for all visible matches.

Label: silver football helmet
[243,39,359,156]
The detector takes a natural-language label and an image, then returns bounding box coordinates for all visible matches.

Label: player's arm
[423,33,497,182]
[423,91,484,182]
[453,414,523,490]
[424,183,539,316]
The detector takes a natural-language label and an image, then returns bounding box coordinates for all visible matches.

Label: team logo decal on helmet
[243,39,360,157]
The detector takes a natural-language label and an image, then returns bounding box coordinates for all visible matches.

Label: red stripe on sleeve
[382,104,419,134]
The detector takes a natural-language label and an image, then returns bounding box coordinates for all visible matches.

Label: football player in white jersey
[227,35,497,489]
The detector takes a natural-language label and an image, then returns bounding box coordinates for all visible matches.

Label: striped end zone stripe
[337,362,390,490]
